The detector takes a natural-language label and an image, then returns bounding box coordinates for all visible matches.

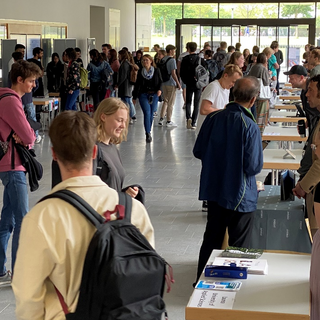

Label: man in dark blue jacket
[193,77,263,283]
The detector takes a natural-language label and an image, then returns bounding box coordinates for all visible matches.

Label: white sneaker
[187,119,192,129]
[158,118,164,126]
[129,119,134,124]
[166,121,177,127]
[0,271,12,287]
[35,135,42,144]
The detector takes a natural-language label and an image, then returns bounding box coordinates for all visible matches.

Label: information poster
[188,289,236,309]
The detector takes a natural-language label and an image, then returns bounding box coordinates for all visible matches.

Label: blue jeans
[0,171,28,274]
[139,93,159,134]
[121,97,136,118]
[24,103,38,138]
[65,89,80,111]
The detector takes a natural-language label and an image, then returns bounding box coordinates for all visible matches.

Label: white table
[262,126,307,142]
[263,149,303,170]
[269,111,305,123]
[263,148,303,185]
[186,250,310,320]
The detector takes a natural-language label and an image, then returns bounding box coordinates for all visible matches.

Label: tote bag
[257,78,272,100]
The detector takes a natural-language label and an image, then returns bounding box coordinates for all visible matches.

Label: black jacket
[180,53,207,88]
[132,67,162,99]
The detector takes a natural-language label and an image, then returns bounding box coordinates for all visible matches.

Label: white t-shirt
[196,80,230,134]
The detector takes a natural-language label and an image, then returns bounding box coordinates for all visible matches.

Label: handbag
[257,78,272,100]
[0,130,14,161]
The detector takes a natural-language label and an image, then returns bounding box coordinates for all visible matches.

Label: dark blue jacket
[193,102,263,212]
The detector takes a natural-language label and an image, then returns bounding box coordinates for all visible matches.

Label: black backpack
[157,57,172,82]
[39,189,173,320]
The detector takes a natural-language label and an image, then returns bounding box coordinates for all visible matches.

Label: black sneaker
[146,133,152,143]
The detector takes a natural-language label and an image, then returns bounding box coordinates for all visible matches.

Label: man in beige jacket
[293,74,320,238]
[12,111,154,320]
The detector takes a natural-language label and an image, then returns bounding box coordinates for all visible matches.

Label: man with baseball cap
[284,65,319,134]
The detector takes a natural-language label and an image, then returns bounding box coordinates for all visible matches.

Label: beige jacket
[300,119,320,193]
[12,176,154,320]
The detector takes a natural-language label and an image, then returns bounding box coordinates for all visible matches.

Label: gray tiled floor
[0,92,297,319]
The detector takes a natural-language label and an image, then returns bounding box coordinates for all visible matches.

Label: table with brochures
[186,250,310,320]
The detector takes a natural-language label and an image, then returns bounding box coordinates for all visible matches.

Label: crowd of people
[2,38,320,319]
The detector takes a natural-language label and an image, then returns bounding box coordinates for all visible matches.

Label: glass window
[315,2,320,45]
[136,3,182,52]
[219,3,278,19]
[280,3,315,19]
[184,3,218,19]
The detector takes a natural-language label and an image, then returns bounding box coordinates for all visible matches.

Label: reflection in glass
[184,3,218,19]
[219,3,278,19]
[280,2,315,19]
[136,3,182,52]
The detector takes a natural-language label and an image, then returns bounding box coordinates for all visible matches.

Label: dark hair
[33,47,43,56]
[90,49,103,63]
[118,49,129,61]
[257,53,267,64]
[101,52,108,61]
[228,46,235,53]
[204,50,213,58]
[75,47,81,53]
[136,50,143,57]
[51,52,60,61]
[12,51,24,61]
[310,74,320,97]
[122,47,129,52]
[188,42,197,53]
[102,44,112,50]
[49,111,97,170]
[270,41,279,50]
[65,48,77,61]
[10,60,42,85]
[15,44,25,51]
[109,49,118,64]
[233,77,259,103]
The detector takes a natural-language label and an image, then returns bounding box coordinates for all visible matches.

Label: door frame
[175,18,315,58]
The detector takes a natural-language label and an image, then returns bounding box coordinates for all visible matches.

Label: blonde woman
[94,98,139,198]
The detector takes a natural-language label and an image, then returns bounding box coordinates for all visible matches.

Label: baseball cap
[283,65,307,76]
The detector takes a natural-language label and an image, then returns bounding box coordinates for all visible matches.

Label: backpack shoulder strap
[118,191,132,222]
[95,143,104,177]
[39,189,104,227]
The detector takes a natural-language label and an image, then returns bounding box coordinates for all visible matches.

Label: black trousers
[90,82,106,111]
[195,201,254,282]
[185,86,201,126]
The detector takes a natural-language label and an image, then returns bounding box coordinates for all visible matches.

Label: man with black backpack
[180,42,208,130]
[12,111,156,319]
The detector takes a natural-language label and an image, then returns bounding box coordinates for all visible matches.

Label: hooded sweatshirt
[0,88,36,172]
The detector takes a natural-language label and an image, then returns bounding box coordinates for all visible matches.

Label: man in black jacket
[180,42,207,129]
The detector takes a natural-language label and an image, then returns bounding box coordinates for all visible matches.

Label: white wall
[0,0,135,50]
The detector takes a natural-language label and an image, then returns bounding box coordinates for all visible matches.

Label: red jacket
[0,88,35,172]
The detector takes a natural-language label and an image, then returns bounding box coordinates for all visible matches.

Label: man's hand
[126,187,139,198]
[293,182,306,199]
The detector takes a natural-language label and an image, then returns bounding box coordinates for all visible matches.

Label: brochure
[188,289,236,309]
[210,257,268,275]
[221,247,263,259]
[196,280,242,291]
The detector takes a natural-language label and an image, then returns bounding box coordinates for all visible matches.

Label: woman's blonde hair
[262,47,274,57]
[142,54,156,68]
[93,98,129,144]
